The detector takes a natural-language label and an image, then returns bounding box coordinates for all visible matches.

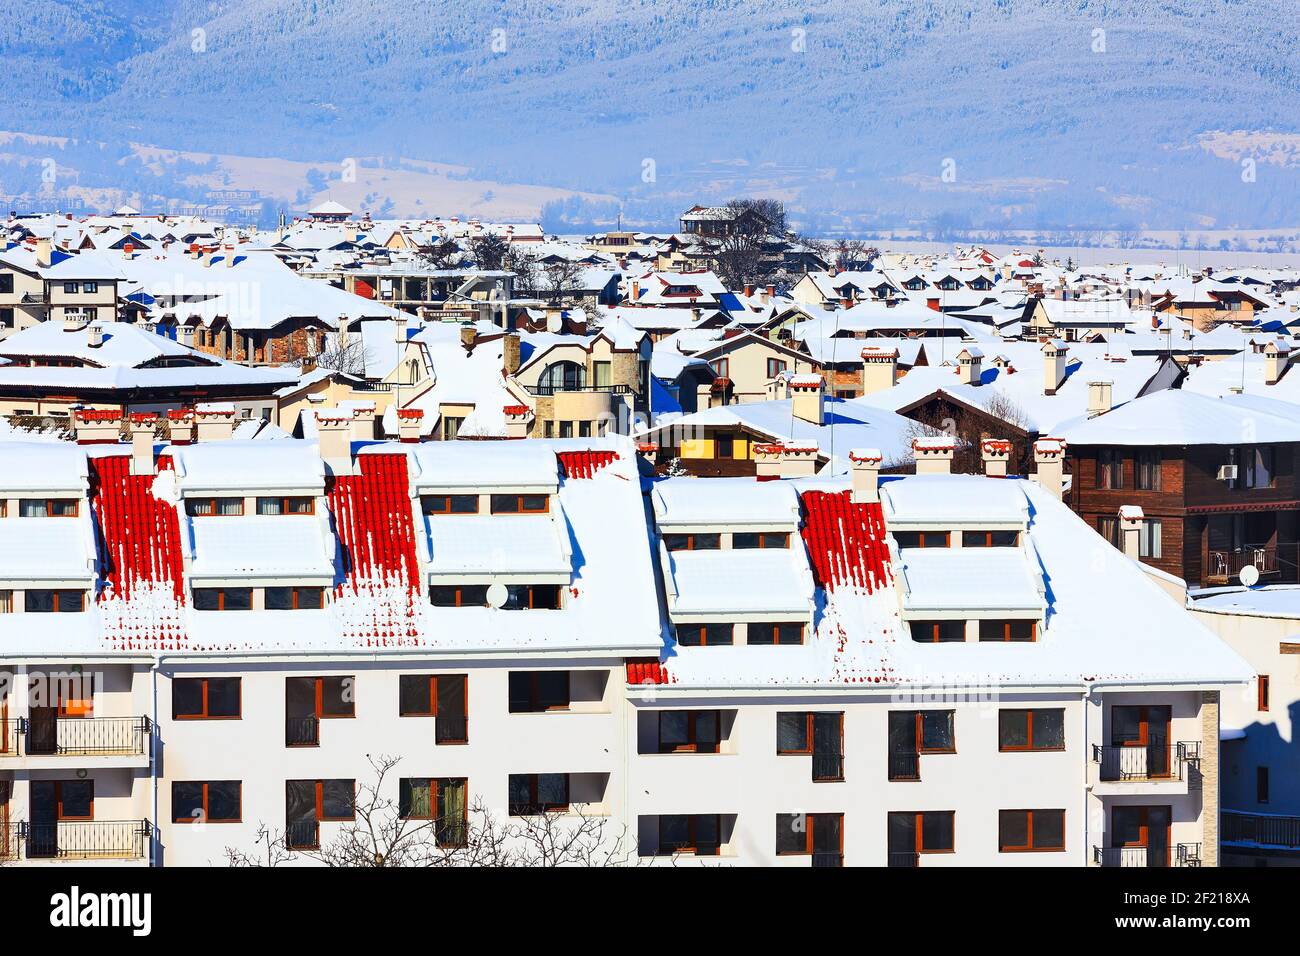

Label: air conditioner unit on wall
[1217,464,1238,481]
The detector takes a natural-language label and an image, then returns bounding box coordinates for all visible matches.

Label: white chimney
[1264,340,1292,386]
[503,404,532,439]
[350,404,377,441]
[912,435,955,475]
[1042,339,1069,396]
[754,442,819,479]
[1087,380,1113,418]
[1033,437,1068,500]
[87,324,105,348]
[166,408,195,444]
[73,408,122,445]
[178,325,196,348]
[956,346,984,386]
[981,438,1012,477]
[397,407,424,443]
[849,448,883,504]
[129,413,157,476]
[316,413,355,472]
[195,403,236,442]
[1119,505,1144,560]
[35,237,52,268]
[861,346,899,395]
[789,374,825,426]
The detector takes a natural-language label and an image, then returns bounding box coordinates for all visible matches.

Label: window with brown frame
[54,672,94,717]
[776,812,843,861]
[24,590,85,613]
[748,622,805,645]
[0,591,11,613]
[1258,675,1270,712]
[887,810,954,864]
[421,494,479,515]
[255,496,314,515]
[184,497,245,517]
[1135,449,1162,491]
[192,587,252,611]
[716,435,735,459]
[656,813,721,856]
[19,498,79,517]
[767,358,788,378]
[398,777,467,845]
[265,586,325,610]
[1097,449,1124,490]
[172,781,241,823]
[32,780,93,822]
[663,532,721,551]
[508,773,569,815]
[999,809,1065,852]
[998,709,1065,752]
[909,619,965,643]
[285,676,354,746]
[893,530,949,549]
[173,677,242,719]
[733,532,790,550]
[490,494,549,514]
[977,619,1037,642]
[286,779,354,849]
[429,584,489,607]
[398,673,468,743]
[657,710,721,753]
[778,711,844,781]
[675,622,734,646]
[501,584,561,610]
[962,530,1020,547]
[508,671,570,712]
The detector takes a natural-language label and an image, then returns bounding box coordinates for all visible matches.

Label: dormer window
[186,498,244,517]
[422,494,479,515]
[978,620,1037,643]
[733,532,790,550]
[676,623,734,646]
[19,498,78,517]
[749,622,805,645]
[490,494,549,514]
[256,496,314,516]
[664,533,721,552]
[962,531,1019,547]
[894,531,949,549]
[910,620,965,643]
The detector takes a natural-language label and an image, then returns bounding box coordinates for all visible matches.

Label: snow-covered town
[0,201,1295,874]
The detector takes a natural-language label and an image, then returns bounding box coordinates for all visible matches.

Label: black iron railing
[19,820,151,861]
[1094,844,1202,868]
[888,750,921,782]
[1093,742,1193,782]
[285,715,320,747]
[526,383,631,397]
[14,716,151,757]
[1223,810,1300,848]
[286,819,321,851]
[434,716,469,745]
[812,753,844,782]
[887,850,919,867]
[811,851,844,868]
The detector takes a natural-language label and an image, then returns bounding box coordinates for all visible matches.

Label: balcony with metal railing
[16,820,151,862]
[0,716,151,766]
[285,715,320,747]
[1092,741,1199,792]
[1206,542,1299,586]
[434,715,469,745]
[1092,843,1201,868]
[1222,809,1300,850]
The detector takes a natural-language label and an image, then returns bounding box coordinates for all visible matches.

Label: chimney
[122,241,135,260]
[861,347,899,395]
[849,448,883,504]
[73,408,122,445]
[1087,380,1113,418]
[129,413,158,476]
[502,333,521,376]
[754,442,819,479]
[1033,437,1068,500]
[166,407,195,444]
[224,243,236,267]
[460,324,477,351]
[956,347,984,386]
[316,413,354,471]
[63,313,90,332]
[981,438,1012,477]
[36,237,51,268]
[503,404,532,439]
[926,297,940,312]
[396,407,424,442]
[912,435,955,475]
[743,285,754,298]
[350,404,377,441]
[630,280,640,301]
[1042,339,1069,396]
[789,374,825,426]
[764,284,774,303]
[637,441,660,466]
[178,325,196,348]
[1119,505,1144,560]
[195,403,236,442]
[87,324,105,348]
[1265,340,1292,386]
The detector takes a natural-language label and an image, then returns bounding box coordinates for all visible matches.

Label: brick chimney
[861,346,899,395]
[1033,437,1067,500]
[502,333,521,376]
[754,442,819,479]
[1119,505,1144,560]
[956,346,984,386]
[1087,380,1113,418]
[981,438,1012,477]
[912,435,955,475]
[73,408,122,445]
[166,407,195,445]
[396,407,423,443]
[503,404,532,439]
[1042,339,1069,396]
[129,413,158,476]
[195,404,236,442]
[460,324,477,351]
[849,448,883,504]
[789,374,825,426]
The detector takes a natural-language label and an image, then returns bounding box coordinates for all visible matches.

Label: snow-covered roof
[652,477,801,527]
[1057,390,1300,446]
[168,440,327,492]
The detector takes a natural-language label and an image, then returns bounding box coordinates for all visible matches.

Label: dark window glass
[206,678,240,717]
[422,494,478,514]
[962,530,1019,547]
[909,620,965,643]
[508,671,570,712]
[664,533,721,552]
[750,622,804,645]
[777,712,811,753]
[733,532,790,549]
[173,679,203,718]
[172,782,204,822]
[400,675,433,716]
[776,813,807,854]
[675,622,734,646]
[192,588,219,611]
[61,780,93,818]
[207,782,241,822]
[999,709,1064,751]
[321,779,355,820]
[921,811,954,852]
[919,711,955,752]
[320,677,354,717]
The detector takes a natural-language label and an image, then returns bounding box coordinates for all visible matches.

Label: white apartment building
[0,418,1252,867]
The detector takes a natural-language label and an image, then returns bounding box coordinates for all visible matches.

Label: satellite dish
[486,583,509,608]
[1239,565,1260,587]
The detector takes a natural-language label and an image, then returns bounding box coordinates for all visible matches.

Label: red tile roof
[626,658,673,685]
[557,450,619,479]
[799,489,892,593]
